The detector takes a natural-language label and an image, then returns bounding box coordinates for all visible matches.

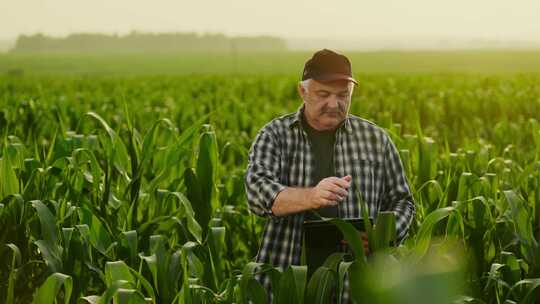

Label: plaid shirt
[244,106,415,302]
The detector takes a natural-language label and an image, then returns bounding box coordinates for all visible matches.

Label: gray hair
[300,79,312,92]
[300,78,355,95]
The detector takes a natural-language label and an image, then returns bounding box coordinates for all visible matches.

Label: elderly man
[244,49,415,302]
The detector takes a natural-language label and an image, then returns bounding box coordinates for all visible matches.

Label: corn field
[1,72,540,303]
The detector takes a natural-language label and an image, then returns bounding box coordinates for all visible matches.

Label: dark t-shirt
[301,114,339,219]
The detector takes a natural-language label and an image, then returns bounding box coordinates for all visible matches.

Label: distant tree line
[11,32,288,53]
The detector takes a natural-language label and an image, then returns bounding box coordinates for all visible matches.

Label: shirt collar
[288,104,352,133]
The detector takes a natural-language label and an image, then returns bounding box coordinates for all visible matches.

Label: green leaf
[182,241,204,280]
[34,240,62,273]
[509,278,540,304]
[176,114,210,149]
[31,200,58,245]
[500,251,521,286]
[78,206,113,256]
[359,191,374,247]
[79,295,100,304]
[72,148,102,196]
[417,136,437,186]
[275,266,299,304]
[348,260,370,303]
[179,247,192,304]
[32,273,72,304]
[119,230,139,266]
[239,262,269,304]
[86,111,130,177]
[139,118,175,169]
[170,191,203,243]
[324,217,370,303]
[412,206,455,261]
[457,172,474,202]
[305,266,335,304]
[372,211,397,252]
[291,265,308,304]
[275,265,307,304]
[208,226,226,283]
[197,130,218,206]
[96,280,132,304]
[6,243,22,304]
[139,254,158,295]
[322,252,347,272]
[105,261,157,303]
[0,147,19,198]
[6,243,22,267]
[141,235,182,303]
[243,278,267,304]
[105,261,135,286]
[337,261,353,303]
[504,190,540,269]
[115,289,147,304]
[330,218,366,263]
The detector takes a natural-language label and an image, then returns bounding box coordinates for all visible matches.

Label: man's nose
[327,95,339,108]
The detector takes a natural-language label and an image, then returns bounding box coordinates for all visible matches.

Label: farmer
[244,49,415,302]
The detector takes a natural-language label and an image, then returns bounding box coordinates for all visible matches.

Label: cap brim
[313,73,358,85]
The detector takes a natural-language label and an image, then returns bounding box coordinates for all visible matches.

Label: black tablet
[302,218,369,277]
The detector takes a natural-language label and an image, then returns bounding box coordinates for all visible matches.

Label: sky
[2,0,540,43]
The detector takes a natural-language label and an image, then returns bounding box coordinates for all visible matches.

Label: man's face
[298,79,355,131]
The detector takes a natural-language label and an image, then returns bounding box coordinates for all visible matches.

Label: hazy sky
[2,0,540,41]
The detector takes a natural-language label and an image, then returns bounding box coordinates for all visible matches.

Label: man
[244,49,415,302]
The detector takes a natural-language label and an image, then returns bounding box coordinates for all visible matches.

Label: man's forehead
[310,80,354,92]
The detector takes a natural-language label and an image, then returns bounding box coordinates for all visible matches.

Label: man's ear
[298,82,306,99]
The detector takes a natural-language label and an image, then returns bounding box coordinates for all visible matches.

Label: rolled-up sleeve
[245,128,286,217]
[381,136,416,243]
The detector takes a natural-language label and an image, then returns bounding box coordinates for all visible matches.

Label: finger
[322,183,348,197]
[323,176,350,189]
[342,175,352,183]
[362,235,370,254]
[323,176,347,187]
[330,184,349,197]
[316,196,338,206]
[330,177,351,189]
[322,199,338,206]
[328,188,347,199]
[321,190,343,202]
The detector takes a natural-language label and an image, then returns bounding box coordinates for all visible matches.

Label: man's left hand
[340,232,370,255]
[360,232,370,255]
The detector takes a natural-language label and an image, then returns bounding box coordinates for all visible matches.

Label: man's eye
[317,92,330,98]
[339,94,349,99]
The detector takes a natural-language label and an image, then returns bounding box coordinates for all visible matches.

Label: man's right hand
[308,175,352,209]
[270,175,352,217]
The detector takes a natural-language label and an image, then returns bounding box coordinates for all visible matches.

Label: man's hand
[341,231,370,255]
[360,232,370,255]
[307,175,351,210]
[270,175,352,217]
